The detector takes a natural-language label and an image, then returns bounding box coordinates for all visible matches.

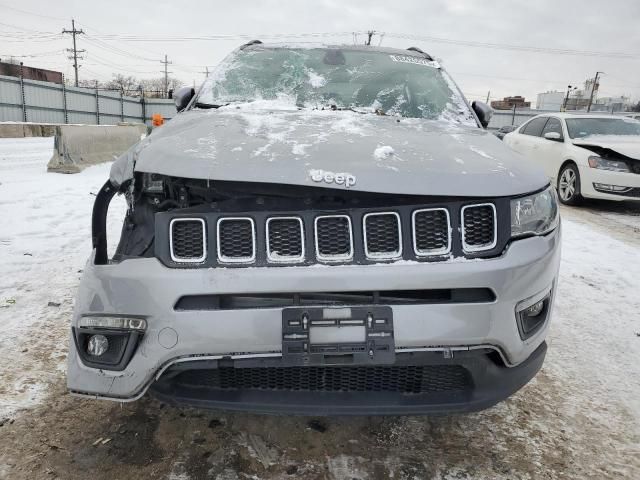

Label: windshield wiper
[315,104,384,115]
[194,102,228,109]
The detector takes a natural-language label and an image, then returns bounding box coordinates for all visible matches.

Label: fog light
[593,183,631,193]
[522,300,544,317]
[87,334,109,357]
[516,289,552,340]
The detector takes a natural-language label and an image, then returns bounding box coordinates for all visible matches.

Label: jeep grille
[461,204,497,252]
[163,201,501,266]
[363,212,402,259]
[314,215,353,261]
[169,219,206,263]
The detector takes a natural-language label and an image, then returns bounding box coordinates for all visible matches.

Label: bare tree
[104,74,139,96]
[76,78,104,89]
[140,76,184,98]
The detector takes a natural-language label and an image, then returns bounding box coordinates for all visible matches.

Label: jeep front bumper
[67,226,561,414]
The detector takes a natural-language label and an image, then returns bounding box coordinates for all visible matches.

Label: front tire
[557,163,583,205]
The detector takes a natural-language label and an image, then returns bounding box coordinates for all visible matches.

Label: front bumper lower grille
[167,364,472,394]
[147,345,548,414]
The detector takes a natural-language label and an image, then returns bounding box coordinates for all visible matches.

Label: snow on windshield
[198,47,476,126]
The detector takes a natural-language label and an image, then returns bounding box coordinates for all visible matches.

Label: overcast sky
[2,0,639,107]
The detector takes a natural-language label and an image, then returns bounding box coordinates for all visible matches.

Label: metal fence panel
[68,111,99,125]
[98,98,121,116]
[123,99,142,118]
[23,79,63,107]
[488,112,537,129]
[66,90,97,119]
[144,100,175,122]
[0,104,22,121]
[27,108,65,124]
[0,75,23,106]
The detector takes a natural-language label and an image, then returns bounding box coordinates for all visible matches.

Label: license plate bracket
[282,306,394,366]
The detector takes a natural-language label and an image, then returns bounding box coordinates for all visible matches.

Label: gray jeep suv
[67,42,561,415]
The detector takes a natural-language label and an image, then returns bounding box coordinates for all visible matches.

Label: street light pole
[587,72,603,113]
[563,85,576,112]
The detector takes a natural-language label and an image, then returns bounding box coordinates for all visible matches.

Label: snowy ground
[0,138,126,416]
[0,138,638,479]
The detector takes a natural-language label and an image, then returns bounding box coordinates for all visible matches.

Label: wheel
[557,163,583,205]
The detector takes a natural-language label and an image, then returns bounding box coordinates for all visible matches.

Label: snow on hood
[572,135,640,160]
[111,104,548,197]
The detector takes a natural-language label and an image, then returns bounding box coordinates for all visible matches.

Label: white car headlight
[511,186,559,238]
[588,156,630,173]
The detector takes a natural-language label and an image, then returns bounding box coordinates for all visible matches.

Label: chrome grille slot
[314,215,353,262]
[461,204,497,252]
[266,217,304,263]
[217,217,256,263]
[412,208,450,256]
[169,218,206,263]
[363,212,402,259]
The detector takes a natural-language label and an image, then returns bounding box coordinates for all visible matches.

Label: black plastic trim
[73,327,142,371]
[92,180,118,265]
[174,288,497,311]
[154,197,513,269]
[148,342,547,415]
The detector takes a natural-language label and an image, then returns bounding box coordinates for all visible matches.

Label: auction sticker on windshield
[389,55,439,68]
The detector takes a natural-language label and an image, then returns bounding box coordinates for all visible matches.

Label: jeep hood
[572,135,640,160]
[111,106,548,197]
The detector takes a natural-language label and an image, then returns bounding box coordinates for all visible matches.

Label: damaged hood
[572,135,640,160]
[111,106,548,197]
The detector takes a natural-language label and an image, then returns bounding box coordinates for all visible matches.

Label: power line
[0,2,66,21]
[384,32,640,60]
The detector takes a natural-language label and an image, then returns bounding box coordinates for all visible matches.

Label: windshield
[197,46,476,125]
[565,117,640,139]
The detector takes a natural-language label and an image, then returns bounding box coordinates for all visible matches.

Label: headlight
[511,186,559,238]
[588,156,629,173]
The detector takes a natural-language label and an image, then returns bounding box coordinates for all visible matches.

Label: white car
[504,113,640,205]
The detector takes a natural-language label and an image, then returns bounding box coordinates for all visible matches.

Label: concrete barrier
[47,124,147,174]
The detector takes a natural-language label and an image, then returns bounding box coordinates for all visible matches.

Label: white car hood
[572,135,640,160]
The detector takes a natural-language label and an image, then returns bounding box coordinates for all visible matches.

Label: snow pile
[306,69,327,88]
[373,145,395,159]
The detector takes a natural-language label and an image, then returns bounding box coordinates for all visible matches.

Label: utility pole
[160,54,172,99]
[586,72,603,112]
[365,30,375,46]
[62,19,85,87]
[485,91,490,103]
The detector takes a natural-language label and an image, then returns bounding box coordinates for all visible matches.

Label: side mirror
[174,86,195,112]
[544,132,562,141]
[472,101,493,128]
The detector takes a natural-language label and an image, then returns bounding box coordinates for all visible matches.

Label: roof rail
[240,40,263,50]
[407,47,434,61]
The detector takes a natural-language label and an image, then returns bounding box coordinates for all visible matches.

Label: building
[536,91,565,111]
[0,61,63,84]
[490,96,531,110]
[598,96,632,113]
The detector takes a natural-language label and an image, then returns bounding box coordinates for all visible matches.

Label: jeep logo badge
[309,169,356,188]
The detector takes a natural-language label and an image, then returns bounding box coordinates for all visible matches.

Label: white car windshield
[197,46,476,125]
[565,117,640,139]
